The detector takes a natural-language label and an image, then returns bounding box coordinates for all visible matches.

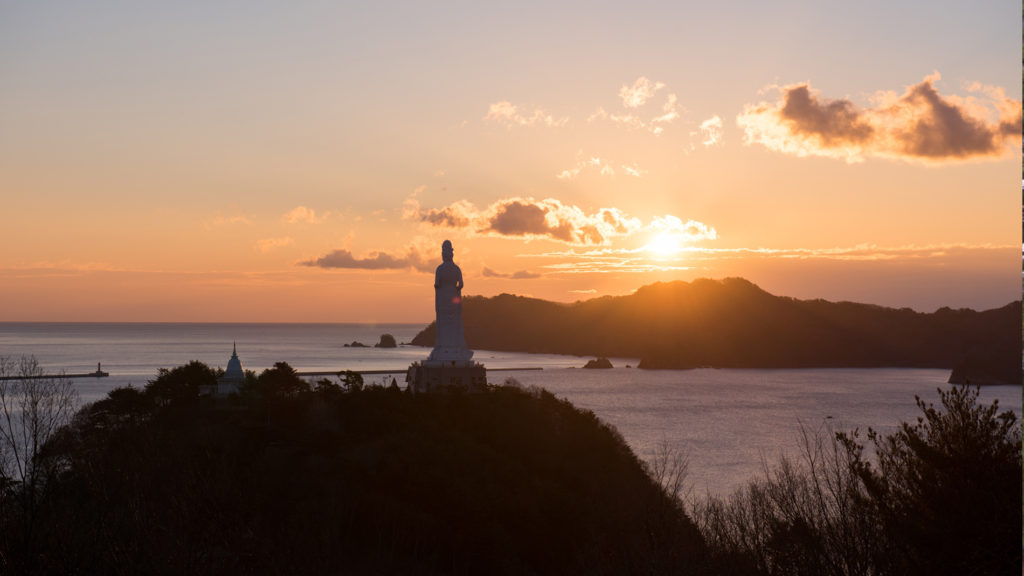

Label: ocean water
[0,322,1019,496]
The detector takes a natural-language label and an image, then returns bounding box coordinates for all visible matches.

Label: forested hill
[411,278,1021,383]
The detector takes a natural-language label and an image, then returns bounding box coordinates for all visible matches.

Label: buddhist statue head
[441,240,454,263]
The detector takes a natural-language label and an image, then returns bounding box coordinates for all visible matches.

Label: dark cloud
[738,73,1021,163]
[894,80,1007,158]
[779,85,874,145]
[418,206,471,228]
[512,270,542,279]
[481,267,541,279]
[487,201,550,237]
[300,249,433,273]
[482,199,619,245]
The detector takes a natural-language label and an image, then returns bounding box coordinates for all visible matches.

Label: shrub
[839,384,1022,575]
[693,384,1022,576]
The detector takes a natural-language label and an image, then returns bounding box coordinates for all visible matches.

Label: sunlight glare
[645,232,681,257]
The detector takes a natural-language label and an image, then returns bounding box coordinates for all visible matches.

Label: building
[200,342,246,398]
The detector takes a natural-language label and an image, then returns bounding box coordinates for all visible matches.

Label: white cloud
[621,163,646,177]
[484,101,568,128]
[700,115,724,147]
[649,215,718,241]
[204,212,252,230]
[283,206,328,224]
[556,155,645,180]
[619,77,665,108]
[256,237,295,253]
[599,77,682,134]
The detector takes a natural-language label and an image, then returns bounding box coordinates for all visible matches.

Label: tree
[144,360,217,408]
[340,370,364,392]
[0,356,78,487]
[258,362,310,398]
[838,384,1022,575]
[0,355,78,551]
[690,385,1020,575]
[691,419,879,576]
[314,378,342,395]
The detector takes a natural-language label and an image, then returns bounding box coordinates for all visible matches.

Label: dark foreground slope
[412,278,1021,382]
[10,378,706,575]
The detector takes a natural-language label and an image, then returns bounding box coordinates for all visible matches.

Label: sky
[1,1,1021,322]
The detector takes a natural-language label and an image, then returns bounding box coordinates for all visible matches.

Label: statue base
[406,361,487,394]
[427,345,474,363]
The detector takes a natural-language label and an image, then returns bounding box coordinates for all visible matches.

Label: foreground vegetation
[691,384,1022,575]
[0,356,1018,574]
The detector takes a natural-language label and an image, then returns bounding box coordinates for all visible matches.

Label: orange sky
[1,2,1020,322]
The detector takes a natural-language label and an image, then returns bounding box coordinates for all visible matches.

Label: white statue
[427,240,473,364]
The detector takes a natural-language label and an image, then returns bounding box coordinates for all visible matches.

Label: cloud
[619,77,665,108]
[283,206,328,224]
[649,215,718,241]
[204,212,252,230]
[556,154,646,180]
[699,116,724,147]
[621,163,646,177]
[299,248,434,273]
[488,201,552,237]
[589,76,682,135]
[653,93,680,124]
[540,260,692,274]
[533,242,1014,268]
[484,101,567,128]
[256,237,295,253]
[737,73,1022,163]
[407,197,645,246]
[488,76,692,141]
[481,267,541,279]
[405,198,475,227]
[569,289,598,294]
[403,197,721,249]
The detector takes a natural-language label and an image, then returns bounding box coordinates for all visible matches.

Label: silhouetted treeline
[0,362,706,575]
[412,278,1022,383]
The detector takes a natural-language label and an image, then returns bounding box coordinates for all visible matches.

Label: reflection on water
[507,367,1020,496]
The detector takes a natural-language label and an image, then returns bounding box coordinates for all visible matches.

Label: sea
[1,322,1020,497]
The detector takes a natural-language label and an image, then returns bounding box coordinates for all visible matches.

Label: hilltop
[7,370,707,574]
[412,278,1021,384]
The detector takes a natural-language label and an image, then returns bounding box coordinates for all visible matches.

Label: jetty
[0,363,109,381]
[295,367,542,378]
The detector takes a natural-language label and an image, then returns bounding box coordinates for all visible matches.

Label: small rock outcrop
[583,357,613,369]
[344,341,369,348]
[375,334,398,348]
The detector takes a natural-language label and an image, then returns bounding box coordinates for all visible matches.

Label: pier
[295,367,542,378]
[0,363,109,381]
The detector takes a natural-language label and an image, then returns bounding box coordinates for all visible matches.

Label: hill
[411,278,1021,383]
[9,371,707,574]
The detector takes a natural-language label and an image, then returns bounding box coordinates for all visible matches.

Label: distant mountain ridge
[411,278,1021,384]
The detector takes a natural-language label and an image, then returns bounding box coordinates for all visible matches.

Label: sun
[645,232,681,257]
